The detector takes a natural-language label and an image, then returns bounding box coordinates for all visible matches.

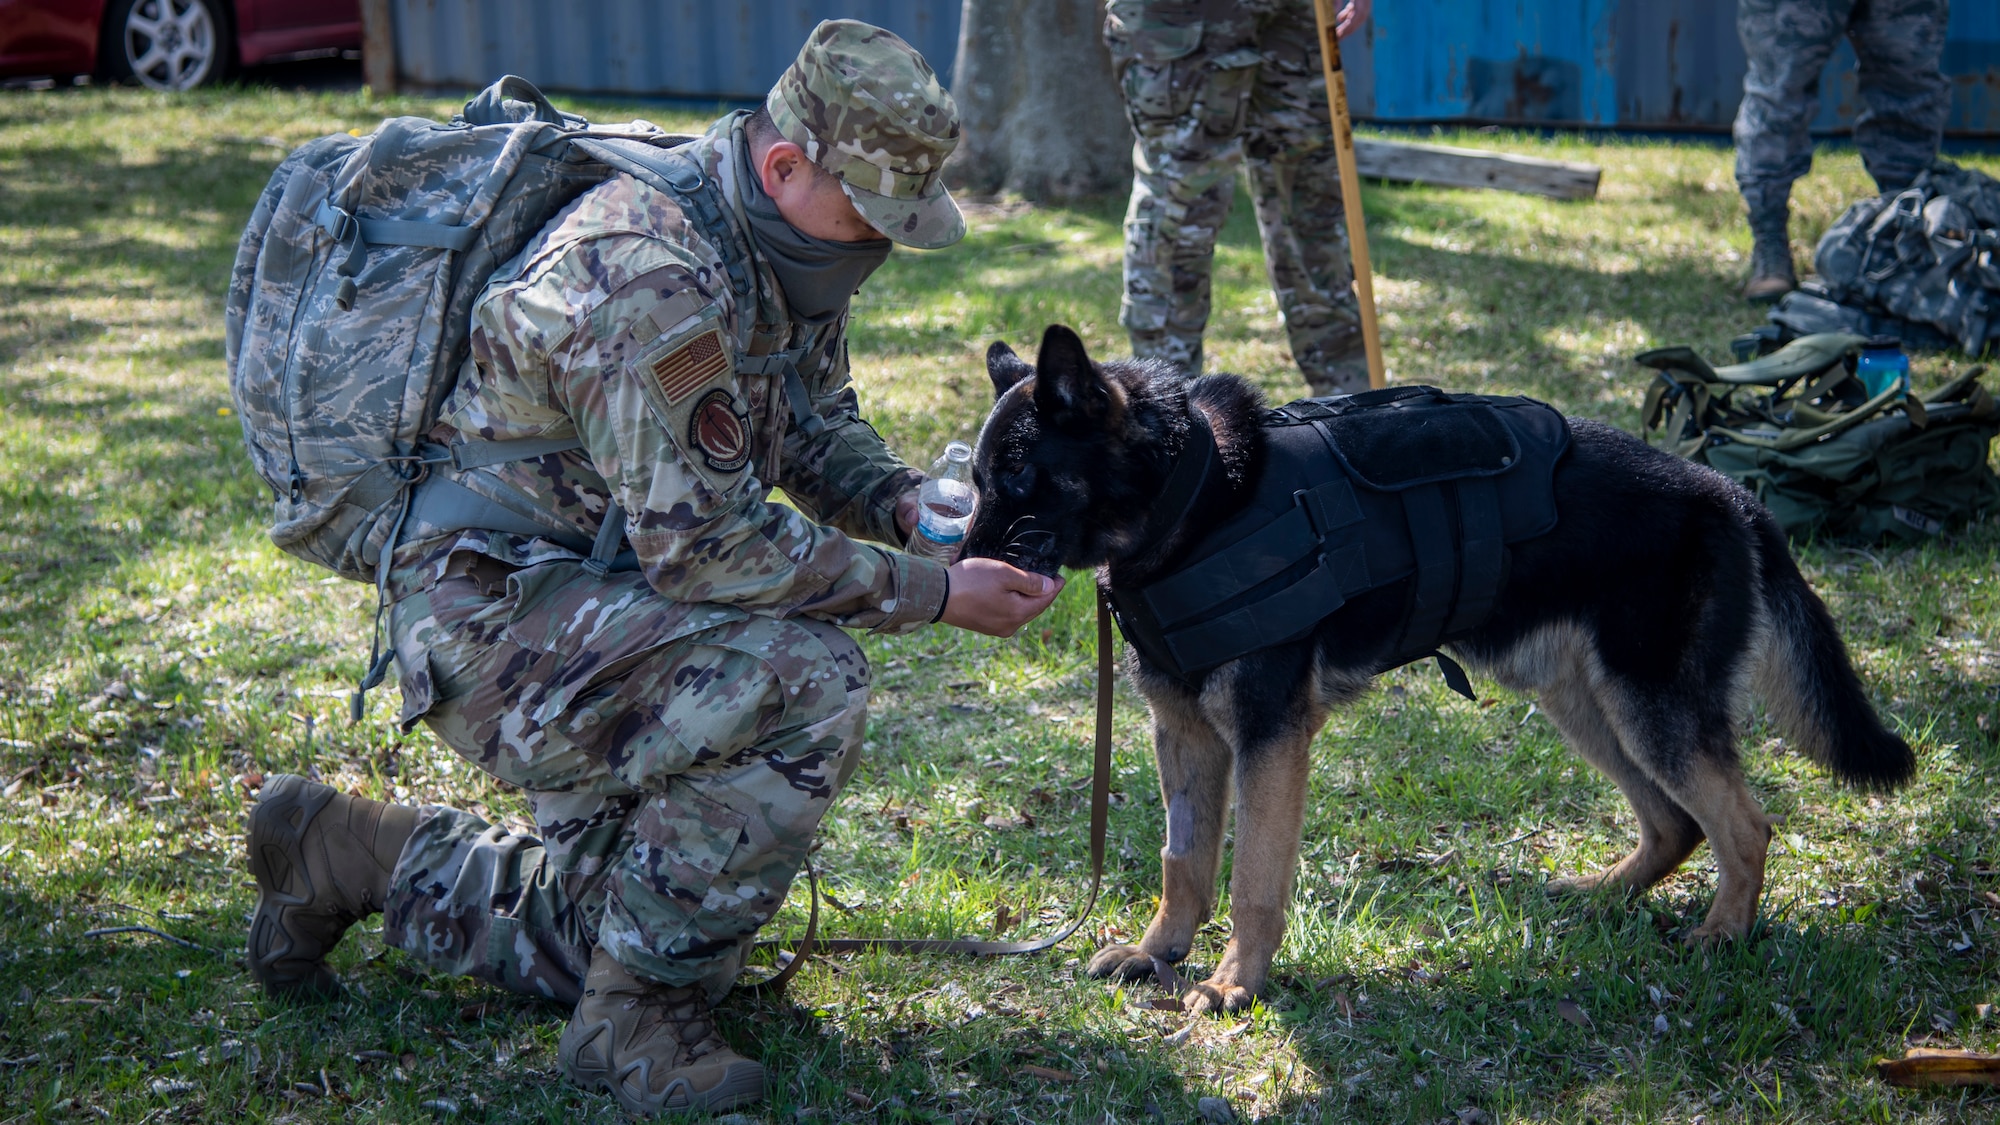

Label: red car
[1,0,360,90]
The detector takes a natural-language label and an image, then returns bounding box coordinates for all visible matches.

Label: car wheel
[103,0,228,91]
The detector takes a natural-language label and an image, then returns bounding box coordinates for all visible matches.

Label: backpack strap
[733,351,826,437]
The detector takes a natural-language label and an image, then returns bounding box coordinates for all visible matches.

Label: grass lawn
[2,81,1998,1124]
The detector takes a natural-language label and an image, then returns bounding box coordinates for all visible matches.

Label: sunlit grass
[1,83,1997,1123]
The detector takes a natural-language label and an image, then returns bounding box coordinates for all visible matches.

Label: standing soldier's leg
[1106,4,1261,374]
[1845,0,1951,194]
[1733,0,1845,300]
[1245,4,1366,396]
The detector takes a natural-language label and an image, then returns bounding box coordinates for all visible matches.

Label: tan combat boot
[245,773,418,998]
[1742,188,1798,303]
[1742,232,1798,302]
[559,946,765,1114]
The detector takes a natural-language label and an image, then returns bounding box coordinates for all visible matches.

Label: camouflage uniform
[378,35,963,1004]
[1105,0,1365,394]
[1734,0,1951,239]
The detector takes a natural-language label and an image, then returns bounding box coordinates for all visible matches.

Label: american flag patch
[650,329,730,403]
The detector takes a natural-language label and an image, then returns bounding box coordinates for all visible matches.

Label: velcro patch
[651,328,730,404]
[688,388,751,475]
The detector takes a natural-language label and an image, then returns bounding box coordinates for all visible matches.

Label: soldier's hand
[1337,0,1371,37]
[941,558,1064,637]
[895,488,921,543]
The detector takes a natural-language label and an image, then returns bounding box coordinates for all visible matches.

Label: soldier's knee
[806,619,870,700]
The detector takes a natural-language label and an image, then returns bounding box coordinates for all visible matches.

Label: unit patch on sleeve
[650,328,731,404]
[688,388,751,474]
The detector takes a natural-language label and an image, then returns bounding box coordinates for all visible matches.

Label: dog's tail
[1751,512,1915,790]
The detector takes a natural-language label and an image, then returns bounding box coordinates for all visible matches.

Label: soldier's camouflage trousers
[1733,0,1951,199]
[380,553,866,1006]
[1107,0,1365,394]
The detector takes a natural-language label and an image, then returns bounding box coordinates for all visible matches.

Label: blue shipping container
[381,0,1998,136]
[388,0,961,102]
[1342,0,1997,135]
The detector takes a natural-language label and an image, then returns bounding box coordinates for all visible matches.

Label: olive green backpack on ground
[1636,333,2000,542]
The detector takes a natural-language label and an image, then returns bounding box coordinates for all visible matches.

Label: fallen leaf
[419,1098,459,1115]
[1146,997,1184,1012]
[1021,1064,1079,1082]
[994,904,1016,933]
[844,1088,873,1109]
[458,1001,490,1021]
[400,1052,418,1069]
[1332,990,1355,1021]
[1876,1048,2000,1087]
[1557,999,1590,1028]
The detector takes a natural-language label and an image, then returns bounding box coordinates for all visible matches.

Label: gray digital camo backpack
[224,76,708,712]
[1810,159,2000,356]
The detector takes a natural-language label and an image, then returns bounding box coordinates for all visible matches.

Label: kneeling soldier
[242,21,1061,1114]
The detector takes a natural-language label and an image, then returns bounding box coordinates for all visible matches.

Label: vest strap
[1446,477,1505,637]
[1396,485,1457,658]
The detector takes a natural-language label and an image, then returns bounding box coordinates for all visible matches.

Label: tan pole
[1308,0,1385,388]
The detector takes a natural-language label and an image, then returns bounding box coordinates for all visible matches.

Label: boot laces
[621,985,728,1064]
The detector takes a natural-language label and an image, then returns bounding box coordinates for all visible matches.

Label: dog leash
[748,590,1115,995]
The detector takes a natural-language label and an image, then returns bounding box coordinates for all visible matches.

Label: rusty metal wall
[384,0,960,101]
[1342,0,1998,135]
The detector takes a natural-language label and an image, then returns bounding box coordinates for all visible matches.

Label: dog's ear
[1033,324,1119,429]
[986,341,1033,400]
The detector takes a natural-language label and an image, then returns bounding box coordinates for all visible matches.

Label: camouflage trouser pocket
[621,778,751,933]
[1196,47,1262,137]
[1107,3,1205,124]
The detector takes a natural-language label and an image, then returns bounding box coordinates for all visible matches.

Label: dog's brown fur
[963,326,1914,1014]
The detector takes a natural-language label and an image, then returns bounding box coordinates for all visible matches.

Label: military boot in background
[1741,184,1798,303]
[559,946,765,1113]
[1305,340,1373,398]
[245,773,419,998]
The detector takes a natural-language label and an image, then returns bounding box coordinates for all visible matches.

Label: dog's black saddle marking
[1111,386,1570,689]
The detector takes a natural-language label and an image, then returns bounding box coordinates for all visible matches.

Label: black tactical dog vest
[1110,386,1571,689]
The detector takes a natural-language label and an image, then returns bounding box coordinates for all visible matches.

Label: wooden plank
[359,0,397,96]
[1352,138,1601,201]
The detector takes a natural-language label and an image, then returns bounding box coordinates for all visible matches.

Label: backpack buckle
[314,200,357,242]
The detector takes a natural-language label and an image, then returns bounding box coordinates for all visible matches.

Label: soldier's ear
[987,341,1033,400]
[1033,324,1121,430]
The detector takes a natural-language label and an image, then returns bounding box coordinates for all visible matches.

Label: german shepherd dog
[962,325,1914,1015]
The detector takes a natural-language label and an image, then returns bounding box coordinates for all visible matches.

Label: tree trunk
[948,0,1133,201]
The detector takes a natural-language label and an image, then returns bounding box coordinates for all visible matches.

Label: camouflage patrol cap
[768,19,965,250]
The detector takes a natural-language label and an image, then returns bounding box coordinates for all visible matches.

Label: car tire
[101,0,231,91]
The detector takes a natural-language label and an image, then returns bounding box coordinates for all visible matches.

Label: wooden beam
[1352,138,1601,201]
[359,0,397,96]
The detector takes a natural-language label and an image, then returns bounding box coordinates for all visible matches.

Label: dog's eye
[1002,464,1037,500]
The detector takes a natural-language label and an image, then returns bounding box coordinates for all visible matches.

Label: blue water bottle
[1855,336,1910,399]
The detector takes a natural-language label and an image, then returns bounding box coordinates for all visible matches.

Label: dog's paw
[1683,917,1752,944]
[1087,944,1166,981]
[1181,978,1257,1016]
[1543,871,1620,898]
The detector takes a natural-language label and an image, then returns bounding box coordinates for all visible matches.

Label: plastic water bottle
[908,441,976,563]
[1856,336,1910,399]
